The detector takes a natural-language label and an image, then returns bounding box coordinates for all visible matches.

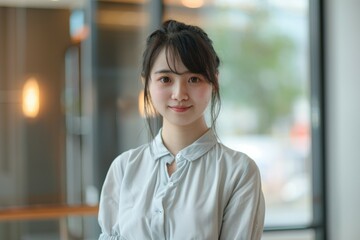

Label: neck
[161,119,209,156]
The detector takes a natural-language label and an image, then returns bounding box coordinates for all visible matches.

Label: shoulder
[101,143,152,192]
[110,143,150,170]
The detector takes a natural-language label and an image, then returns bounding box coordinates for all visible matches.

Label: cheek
[149,85,168,104]
[196,86,213,102]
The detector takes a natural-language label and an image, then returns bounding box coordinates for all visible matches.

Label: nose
[171,81,188,101]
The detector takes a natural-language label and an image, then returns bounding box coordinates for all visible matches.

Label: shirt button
[176,154,181,160]
[168,181,174,187]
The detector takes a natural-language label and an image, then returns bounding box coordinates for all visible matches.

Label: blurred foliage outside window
[182,1,312,228]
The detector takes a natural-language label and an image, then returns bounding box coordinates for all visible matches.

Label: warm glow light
[138,90,145,117]
[22,78,40,118]
[71,25,90,43]
[138,90,157,118]
[181,0,204,8]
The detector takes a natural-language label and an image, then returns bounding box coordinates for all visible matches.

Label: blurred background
[0,0,359,239]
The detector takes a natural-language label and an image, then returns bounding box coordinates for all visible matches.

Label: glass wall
[164,0,314,237]
[0,0,153,238]
[0,0,324,239]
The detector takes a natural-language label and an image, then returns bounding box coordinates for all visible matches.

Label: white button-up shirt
[98,129,265,240]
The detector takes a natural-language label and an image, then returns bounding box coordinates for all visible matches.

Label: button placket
[167,154,181,187]
[151,206,165,239]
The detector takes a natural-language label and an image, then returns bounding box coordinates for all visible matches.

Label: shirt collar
[151,129,218,162]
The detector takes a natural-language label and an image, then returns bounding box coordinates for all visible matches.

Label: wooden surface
[0,205,98,221]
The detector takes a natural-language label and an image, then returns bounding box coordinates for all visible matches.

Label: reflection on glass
[22,78,40,118]
[165,0,311,227]
[181,0,205,8]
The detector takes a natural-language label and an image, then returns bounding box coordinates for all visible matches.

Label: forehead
[151,47,188,74]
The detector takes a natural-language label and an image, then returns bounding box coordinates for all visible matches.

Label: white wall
[326,1,360,239]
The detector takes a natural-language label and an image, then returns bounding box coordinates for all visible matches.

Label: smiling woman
[149,48,213,130]
[98,19,265,240]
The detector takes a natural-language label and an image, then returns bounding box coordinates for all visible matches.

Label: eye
[188,76,201,84]
[159,76,171,83]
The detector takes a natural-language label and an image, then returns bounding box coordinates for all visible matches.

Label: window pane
[0,6,71,207]
[165,0,312,227]
[0,0,150,238]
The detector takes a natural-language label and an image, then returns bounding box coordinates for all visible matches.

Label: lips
[169,105,192,112]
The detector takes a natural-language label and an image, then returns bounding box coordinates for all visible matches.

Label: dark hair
[141,19,221,136]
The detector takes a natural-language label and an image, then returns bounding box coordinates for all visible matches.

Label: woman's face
[149,48,213,129]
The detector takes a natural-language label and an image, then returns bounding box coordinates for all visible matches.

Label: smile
[169,106,192,112]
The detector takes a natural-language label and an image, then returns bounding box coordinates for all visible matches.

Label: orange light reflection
[22,78,40,118]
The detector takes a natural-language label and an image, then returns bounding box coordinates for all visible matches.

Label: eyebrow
[154,69,192,75]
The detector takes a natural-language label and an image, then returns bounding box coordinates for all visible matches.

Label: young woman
[98,20,265,240]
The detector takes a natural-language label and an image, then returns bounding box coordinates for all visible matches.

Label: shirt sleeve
[219,156,265,240]
[98,157,124,239]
